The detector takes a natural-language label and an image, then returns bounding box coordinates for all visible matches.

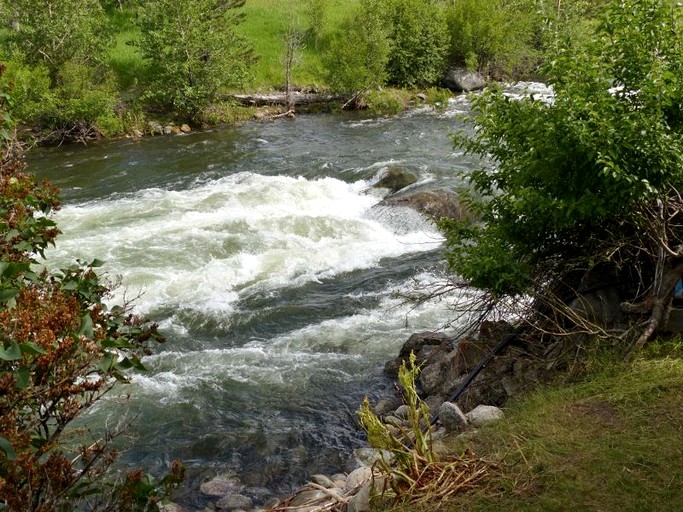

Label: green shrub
[364,89,410,116]
[137,0,255,120]
[385,0,449,87]
[324,0,392,95]
[444,0,538,77]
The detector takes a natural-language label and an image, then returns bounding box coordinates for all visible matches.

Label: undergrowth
[385,349,683,512]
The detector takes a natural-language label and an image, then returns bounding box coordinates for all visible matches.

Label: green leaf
[0,436,17,461]
[78,313,94,339]
[98,353,114,372]
[14,366,30,389]
[0,342,22,361]
[101,337,134,349]
[0,288,18,303]
[19,342,47,356]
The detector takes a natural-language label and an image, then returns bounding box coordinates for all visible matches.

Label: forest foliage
[441,0,683,355]
[0,0,606,138]
[0,66,184,511]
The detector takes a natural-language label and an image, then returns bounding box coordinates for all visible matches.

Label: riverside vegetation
[0,0,604,143]
[2,0,683,510]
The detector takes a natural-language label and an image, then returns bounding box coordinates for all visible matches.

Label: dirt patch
[563,399,621,431]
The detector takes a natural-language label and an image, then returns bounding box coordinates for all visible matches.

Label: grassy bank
[387,346,683,511]
[238,0,359,89]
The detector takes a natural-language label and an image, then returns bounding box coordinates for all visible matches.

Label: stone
[331,472,347,485]
[466,405,504,426]
[346,448,394,471]
[383,414,404,427]
[132,128,144,138]
[373,396,402,417]
[385,331,452,377]
[147,121,163,136]
[180,123,192,133]
[347,480,372,512]
[215,494,252,511]
[394,404,411,419]
[380,191,476,223]
[310,474,336,488]
[443,67,486,92]
[200,473,245,497]
[158,503,183,512]
[418,348,461,396]
[373,167,418,193]
[263,497,280,509]
[344,466,373,493]
[289,489,328,507]
[439,401,469,432]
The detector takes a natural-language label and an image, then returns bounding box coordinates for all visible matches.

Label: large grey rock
[385,331,452,376]
[418,348,462,396]
[444,67,486,92]
[466,405,504,426]
[439,401,469,432]
[380,190,476,223]
[215,493,253,511]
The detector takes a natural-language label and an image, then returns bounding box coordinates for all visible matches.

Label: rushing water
[24,89,543,507]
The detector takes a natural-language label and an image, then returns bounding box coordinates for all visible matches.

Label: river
[24,84,546,508]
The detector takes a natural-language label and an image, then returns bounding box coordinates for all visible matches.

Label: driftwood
[231,91,346,107]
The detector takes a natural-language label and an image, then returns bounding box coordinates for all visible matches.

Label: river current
[25,84,547,507]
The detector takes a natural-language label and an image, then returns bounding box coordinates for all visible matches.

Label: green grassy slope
[389,351,683,512]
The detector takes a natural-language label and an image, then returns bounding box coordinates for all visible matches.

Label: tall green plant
[324,0,392,96]
[384,0,449,87]
[137,0,255,119]
[441,0,683,350]
[1,0,112,81]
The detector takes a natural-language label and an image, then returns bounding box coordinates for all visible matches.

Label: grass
[384,348,683,512]
[238,0,359,90]
[104,0,359,92]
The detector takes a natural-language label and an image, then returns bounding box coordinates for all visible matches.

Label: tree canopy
[138,0,255,119]
[441,0,683,354]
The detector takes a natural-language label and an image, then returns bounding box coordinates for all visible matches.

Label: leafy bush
[3,0,112,80]
[324,0,392,96]
[137,0,255,119]
[442,0,683,351]
[384,0,449,87]
[0,66,181,511]
[444,0,537,76]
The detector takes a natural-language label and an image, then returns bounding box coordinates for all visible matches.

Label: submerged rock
[380,190,476,223]
[373,167,418,193]
[200,472,245,497]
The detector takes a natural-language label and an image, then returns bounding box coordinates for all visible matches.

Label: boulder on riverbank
[444,67,486,92]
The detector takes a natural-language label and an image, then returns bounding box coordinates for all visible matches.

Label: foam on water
[45,172,443,317]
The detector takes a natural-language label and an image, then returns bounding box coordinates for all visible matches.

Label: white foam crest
[46,172,442,314]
